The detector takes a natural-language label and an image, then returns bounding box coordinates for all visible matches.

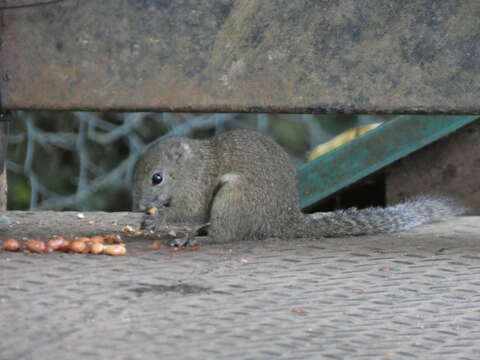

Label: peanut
[26,239,46,254]
[122,225,135,233]
[146,207,158,215]
[46,236,66,251]
[103,244,127,256]
[104,233,123,244]
[90,242,104,255]
[90,235,104,244]
[3,238,20,252]
[69,240,87,253]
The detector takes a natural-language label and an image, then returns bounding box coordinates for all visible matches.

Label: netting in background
[7,112,385,211]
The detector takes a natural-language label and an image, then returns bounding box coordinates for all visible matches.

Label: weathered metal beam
[298,116,479,210]
[1,0,480,113]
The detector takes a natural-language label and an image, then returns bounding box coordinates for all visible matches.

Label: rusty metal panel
[1,0,480,113]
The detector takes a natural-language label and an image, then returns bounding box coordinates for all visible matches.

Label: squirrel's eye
[151,172,164,185]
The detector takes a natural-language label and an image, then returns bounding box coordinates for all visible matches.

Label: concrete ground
[1,216,480,359]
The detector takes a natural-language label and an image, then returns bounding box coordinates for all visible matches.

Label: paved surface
[2,217,480,359]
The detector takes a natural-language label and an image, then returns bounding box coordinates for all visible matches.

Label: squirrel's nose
[139,201,150,212]
[139,196,161,212]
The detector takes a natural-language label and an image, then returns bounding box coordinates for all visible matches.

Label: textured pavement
[2,217,480,359]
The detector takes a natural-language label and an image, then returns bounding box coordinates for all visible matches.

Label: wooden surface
[1,0,480,113]
[2,215,480,360]
[0,211,200,239]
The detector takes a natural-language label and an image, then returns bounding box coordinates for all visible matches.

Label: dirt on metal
[1,0,480,113]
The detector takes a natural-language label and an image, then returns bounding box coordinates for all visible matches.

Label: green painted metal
[298,116,479,210]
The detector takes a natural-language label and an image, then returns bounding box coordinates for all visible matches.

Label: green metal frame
[298,116,479,210]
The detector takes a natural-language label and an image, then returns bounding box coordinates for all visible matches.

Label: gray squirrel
[132,129,464,245]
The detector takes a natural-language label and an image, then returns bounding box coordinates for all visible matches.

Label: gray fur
[304,195,465,237]
[133,130,464,243]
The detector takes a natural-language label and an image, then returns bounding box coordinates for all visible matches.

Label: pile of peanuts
[2,234,126,256]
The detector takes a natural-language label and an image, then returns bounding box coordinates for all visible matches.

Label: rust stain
[1,0,480,113]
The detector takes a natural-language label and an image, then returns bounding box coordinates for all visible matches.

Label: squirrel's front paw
[141,214,163,232]
[167,236,212,247]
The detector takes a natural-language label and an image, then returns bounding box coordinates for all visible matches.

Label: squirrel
[132,129,465,245]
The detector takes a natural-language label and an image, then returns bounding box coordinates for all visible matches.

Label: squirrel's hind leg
[208,173,259,243]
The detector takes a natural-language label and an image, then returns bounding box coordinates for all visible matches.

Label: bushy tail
[302,196,465,237]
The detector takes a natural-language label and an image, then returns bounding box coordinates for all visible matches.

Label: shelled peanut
[2,234,127,256]
[103,244,127,256]
[2,238,20,252]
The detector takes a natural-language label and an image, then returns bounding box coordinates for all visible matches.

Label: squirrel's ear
[168,141,192,161]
